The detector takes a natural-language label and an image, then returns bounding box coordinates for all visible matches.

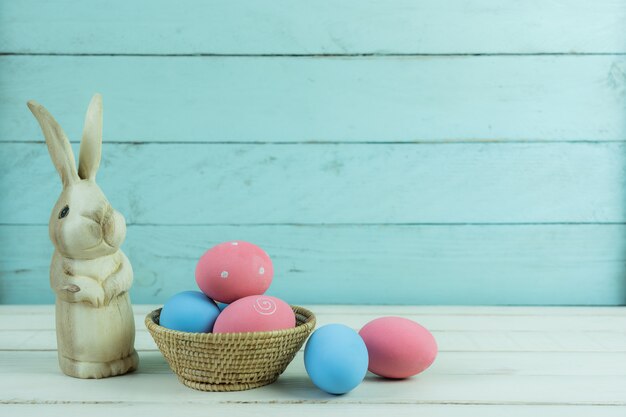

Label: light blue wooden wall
[1,1,625,305]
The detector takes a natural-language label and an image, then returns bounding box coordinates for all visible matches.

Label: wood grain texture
[1,225,624,305]
[2,142,625,224]
[5,305,626,331]
[5,328,626,353]
[4,404,626,417]
[6,304,626,316]
[4,305,626,352]
[3,353,626,404]
[2,55,625,143]
[1,0,625,54]
[8,328,626,353]
[0,304,626,330]
[2,305,625,416]
[2,2,626,307]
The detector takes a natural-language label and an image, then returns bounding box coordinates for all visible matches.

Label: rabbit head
[27,94,127,260]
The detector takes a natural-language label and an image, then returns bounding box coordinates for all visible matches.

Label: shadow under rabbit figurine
[27,94,139,378]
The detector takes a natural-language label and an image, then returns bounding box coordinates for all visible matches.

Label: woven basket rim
[145,304,316,341]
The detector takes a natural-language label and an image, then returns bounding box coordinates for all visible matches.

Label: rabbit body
[52,250,138,378]
[28,94,138,378]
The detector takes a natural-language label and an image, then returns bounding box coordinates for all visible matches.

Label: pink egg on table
[195,241,273,303]
[213,295,295,333]
[359,317,437,379]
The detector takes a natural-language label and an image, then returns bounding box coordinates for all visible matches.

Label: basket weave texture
[145,305,316,391]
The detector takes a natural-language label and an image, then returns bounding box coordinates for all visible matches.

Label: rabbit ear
[78,93,103,180]
[27,100,79,188]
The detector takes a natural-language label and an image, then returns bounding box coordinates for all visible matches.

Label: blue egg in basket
[159,291,221,333]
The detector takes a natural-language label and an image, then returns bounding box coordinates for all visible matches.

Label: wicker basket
[145,305,316,391]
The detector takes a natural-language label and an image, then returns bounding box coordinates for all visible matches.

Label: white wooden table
[1,305,625,416]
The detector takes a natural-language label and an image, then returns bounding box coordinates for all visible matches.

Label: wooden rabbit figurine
[27,94,139,378]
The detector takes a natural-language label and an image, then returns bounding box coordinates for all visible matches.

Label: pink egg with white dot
[213,295,295,333]
[195,241,273,303]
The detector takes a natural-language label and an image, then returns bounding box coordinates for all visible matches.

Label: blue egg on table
[159,291,221,333]
[304,323,369,394]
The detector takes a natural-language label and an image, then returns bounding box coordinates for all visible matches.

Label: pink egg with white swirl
[213,295,295,333]
[195,241,273,303]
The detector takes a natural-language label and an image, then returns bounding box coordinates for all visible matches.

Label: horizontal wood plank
[3,404,626,417]
[2,142,625,225]
[1,0,625,54]
[1,351,625,404]
[2,56,625,142]
[2,306,625,413]
[1,225,625,305]
[2,306,625,352]
[4,349,626,377]
[4,327,626,353]
[5,305,626,317]
[4,305,626,331]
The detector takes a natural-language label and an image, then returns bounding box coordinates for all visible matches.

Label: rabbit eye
[58,205,70,219]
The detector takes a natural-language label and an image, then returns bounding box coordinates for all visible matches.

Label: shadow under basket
[145,305,316,392]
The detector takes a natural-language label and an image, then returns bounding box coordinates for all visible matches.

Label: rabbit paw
[57,277,105,307]
[83,284,106,308]
[62,284,81,293]
[56,283,83,303]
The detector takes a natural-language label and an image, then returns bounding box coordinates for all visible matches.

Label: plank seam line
[2,222,625,227]
[3,312,625,317]
[1,52,626,57]
[5,140,626,145]
[4,328,625,334]
[2,349,625,353]
[1,400,625,406]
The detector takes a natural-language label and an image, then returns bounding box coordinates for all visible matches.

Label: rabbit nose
[102,209,126,248]
[100,205,113,225]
